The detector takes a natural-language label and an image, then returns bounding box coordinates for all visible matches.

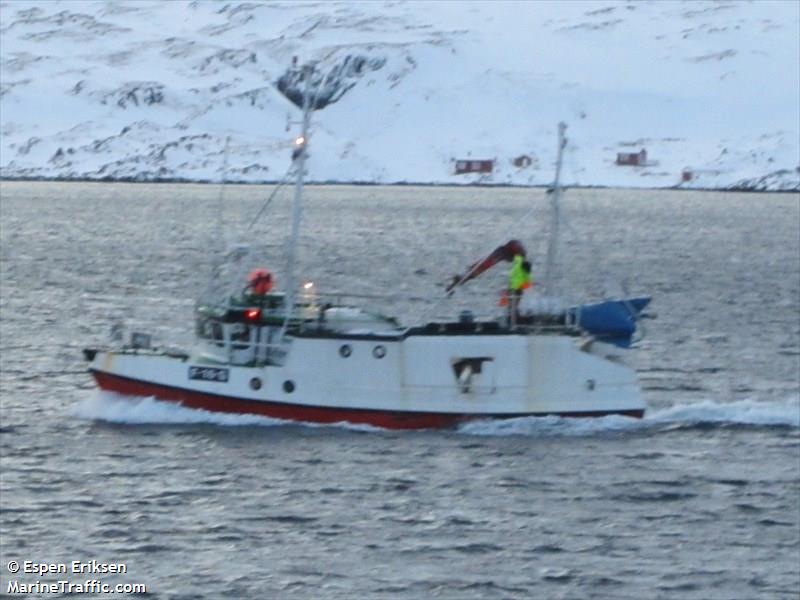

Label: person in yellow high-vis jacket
[508,255,532,325]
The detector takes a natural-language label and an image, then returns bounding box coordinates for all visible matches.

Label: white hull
[88,330,645,429]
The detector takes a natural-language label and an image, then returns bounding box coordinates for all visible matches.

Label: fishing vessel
[84,63,651,429]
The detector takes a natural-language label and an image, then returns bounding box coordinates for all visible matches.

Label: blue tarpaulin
[568,296,652,347]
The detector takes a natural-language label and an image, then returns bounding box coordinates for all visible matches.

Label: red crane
[446,239,526,293]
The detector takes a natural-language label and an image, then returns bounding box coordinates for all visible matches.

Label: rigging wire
[554,140,582,303]
[562,141,621,300]
[215,136,231,254]
[244,164,296,232]
[245,66,334,233]
[558,140,634,303]
[202,136,232,305]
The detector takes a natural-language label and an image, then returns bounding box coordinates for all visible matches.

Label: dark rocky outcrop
[275,54,386,110]
[101,82,165,108]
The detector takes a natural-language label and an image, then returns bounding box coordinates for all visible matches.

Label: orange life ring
[247,268,273,295]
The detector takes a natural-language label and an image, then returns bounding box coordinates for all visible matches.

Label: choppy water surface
[1,181,798,599]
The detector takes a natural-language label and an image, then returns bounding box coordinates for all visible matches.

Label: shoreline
[1,176,797,194]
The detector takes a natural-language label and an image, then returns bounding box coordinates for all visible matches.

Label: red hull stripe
[90,369,645,430]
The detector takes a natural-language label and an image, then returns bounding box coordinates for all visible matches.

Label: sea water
[1,181,798,599]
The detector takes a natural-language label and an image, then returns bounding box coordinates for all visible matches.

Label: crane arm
[446,239,526,293]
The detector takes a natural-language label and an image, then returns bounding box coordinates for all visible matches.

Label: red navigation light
[244,308,262,322]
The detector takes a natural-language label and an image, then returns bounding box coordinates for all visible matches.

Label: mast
[543,122,567,297]
[281,63,314,336]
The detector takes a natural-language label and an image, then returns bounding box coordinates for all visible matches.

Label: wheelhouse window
[197,317,225,347]
[230,323,250,350]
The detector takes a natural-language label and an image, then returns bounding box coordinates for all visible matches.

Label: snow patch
[1,0,798,190]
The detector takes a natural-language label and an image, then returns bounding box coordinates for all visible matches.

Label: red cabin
[616,149,647,166]
[454,159,494,175]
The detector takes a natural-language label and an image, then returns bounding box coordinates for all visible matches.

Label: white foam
[72,391,385,432]
[459,396,800,437]
[74,392,799,433]
[458,413,644,437]
[72,391,285,426]
[648,396,800,428]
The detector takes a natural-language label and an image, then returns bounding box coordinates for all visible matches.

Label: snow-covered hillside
[1,0,798,190]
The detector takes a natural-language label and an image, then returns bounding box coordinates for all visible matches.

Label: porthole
[339,344,352,358]
[283,380,295,393]
[249,377,262,390]
[372,345,386,359]
[586,379,596,391]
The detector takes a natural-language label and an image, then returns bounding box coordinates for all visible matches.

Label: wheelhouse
[194,291,402,366]
[194,292,296,366]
